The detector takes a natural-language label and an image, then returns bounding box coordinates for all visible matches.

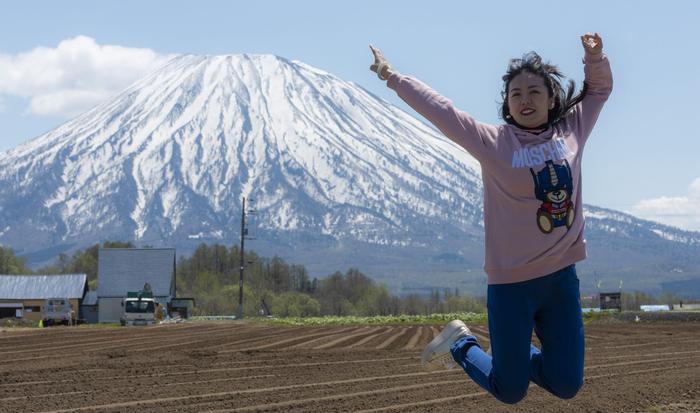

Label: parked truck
[120,290,157,326]
[42,298,74,326]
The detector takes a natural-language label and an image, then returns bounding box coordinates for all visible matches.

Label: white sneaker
[421,320,471,370]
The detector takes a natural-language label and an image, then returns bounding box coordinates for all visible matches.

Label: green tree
[270,292,321,317]
[374,285,398,316]
[0,246,32,274]
[621,291,657,311]
[658,291,681,308]
[317,271,348,315]
[172,242,488,318]
[445,295,485,313]
[37,241,134,285]
[191,271,223,315]
[217,284,258,317]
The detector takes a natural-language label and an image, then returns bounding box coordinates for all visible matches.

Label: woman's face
[507,72,554,129]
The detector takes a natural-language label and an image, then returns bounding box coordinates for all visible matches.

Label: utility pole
[237,197,246,319]
[237,197,256,319]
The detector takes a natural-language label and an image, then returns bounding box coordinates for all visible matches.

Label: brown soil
[0,320,698,412]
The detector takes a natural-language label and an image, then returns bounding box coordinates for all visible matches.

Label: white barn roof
[0,274,87,299]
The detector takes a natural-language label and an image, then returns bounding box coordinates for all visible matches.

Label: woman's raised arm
[368,45,498,162]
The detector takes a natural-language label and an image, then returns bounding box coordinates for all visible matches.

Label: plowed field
[1,320,699,412]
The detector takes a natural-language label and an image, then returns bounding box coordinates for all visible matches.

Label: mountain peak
[0,52,481,255]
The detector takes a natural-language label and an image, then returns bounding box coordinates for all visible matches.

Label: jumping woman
[369,33,612,404]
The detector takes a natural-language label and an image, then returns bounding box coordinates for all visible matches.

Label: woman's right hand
[369,45,393,80]
[580,33,603,55]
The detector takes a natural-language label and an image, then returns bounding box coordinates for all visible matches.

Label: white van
[43,298,73,326]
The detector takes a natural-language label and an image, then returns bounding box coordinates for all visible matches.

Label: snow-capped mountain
[1,54,699,296]
[0,54,481,256]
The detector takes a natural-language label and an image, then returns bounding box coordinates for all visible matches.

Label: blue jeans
[450,264,584,404]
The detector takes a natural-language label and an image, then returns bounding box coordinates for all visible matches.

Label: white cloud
[630,177,700,232]
[0,36,175,117]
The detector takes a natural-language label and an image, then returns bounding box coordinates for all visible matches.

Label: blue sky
[1,0,699,230]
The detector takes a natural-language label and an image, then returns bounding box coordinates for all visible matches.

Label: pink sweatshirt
[387,53,613,284]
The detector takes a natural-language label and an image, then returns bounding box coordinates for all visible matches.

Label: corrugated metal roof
[82,290,98,306]
[97,248,175,298]
[0,274,87,299]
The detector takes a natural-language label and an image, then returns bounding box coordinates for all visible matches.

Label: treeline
[12,242,691,317]
[1,243,485,317]
[37,241,135,290]
[175,243,486,317]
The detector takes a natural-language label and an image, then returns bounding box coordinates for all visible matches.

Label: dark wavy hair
[500,51,586,129]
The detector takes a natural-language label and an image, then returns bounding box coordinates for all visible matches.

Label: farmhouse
[97,248,176,323]
[0,274,88,322]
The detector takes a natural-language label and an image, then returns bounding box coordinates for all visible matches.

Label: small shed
[97,248,176,323]
[600,292,622,311]
[169,297,195,319]
[81,291,99,324]
[0,274,88,322]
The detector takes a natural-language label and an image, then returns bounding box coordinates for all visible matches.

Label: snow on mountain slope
[0,54,482,251]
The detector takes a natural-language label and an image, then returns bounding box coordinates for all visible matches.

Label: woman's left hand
[581,33,603,55]
[369,45,393,80]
